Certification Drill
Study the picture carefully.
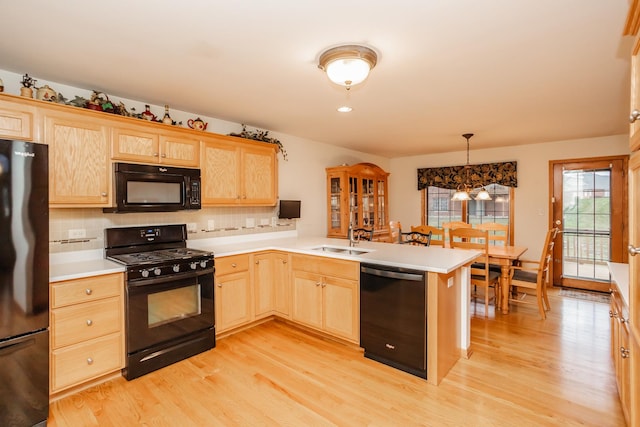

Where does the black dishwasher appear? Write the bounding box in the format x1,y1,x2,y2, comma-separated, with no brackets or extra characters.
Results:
360,263,427,378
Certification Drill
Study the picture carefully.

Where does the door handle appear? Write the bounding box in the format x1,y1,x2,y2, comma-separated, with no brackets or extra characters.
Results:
628,244,640,256
630,109,640,123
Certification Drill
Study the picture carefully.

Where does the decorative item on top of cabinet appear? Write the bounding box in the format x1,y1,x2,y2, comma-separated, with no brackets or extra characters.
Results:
326,162,390,241
20,74,36,98
50,272,124,394
229,124,287,160
188,117,208,131
201,134,277,206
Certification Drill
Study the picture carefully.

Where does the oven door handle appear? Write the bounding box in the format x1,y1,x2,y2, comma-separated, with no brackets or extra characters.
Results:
127,267,215,288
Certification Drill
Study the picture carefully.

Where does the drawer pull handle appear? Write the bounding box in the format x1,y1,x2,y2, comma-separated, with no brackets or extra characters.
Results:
85,288,93,295
385,343,395,350
87,357,94,365
621,347,630,359
86,319,93,326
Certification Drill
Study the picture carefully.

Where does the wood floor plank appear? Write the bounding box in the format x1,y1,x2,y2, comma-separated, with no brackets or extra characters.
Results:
48,288,624,426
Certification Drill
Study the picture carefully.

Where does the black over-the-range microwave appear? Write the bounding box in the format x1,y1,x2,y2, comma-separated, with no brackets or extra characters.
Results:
103,162,201,213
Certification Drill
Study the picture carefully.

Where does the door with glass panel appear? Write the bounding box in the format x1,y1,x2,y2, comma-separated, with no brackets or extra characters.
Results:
551,157,627,292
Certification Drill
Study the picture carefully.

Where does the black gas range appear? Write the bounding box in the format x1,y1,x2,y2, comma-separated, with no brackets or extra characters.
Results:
105,224,216,380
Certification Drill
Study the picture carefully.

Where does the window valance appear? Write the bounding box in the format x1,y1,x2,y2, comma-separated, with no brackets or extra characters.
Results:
417,161,517,190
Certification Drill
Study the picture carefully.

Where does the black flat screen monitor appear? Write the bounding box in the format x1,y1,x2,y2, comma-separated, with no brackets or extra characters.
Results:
278,200,301,219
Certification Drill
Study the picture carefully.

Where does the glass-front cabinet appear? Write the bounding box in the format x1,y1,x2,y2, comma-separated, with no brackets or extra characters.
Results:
326,163,390,240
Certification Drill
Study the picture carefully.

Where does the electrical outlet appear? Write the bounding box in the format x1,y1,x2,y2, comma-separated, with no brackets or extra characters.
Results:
68,228,86,239
187,223,197,233
260,218,269,226
207,219,215,231
245,218,255,228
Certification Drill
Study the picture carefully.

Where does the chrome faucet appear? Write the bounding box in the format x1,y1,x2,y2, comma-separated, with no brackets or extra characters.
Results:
348,223,358,247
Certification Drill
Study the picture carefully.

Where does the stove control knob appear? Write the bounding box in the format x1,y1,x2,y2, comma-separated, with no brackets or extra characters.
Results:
173,264,180,273
200,260,208,268
154,268,161,276
141,270,149,278
190,262,197,270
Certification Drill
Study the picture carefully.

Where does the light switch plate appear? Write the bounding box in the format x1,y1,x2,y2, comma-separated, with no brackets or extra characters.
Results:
68,228,86,239
245,218,255,228
207,219,215,231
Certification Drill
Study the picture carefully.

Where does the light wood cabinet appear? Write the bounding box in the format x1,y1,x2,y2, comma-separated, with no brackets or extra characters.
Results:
326,162,389,241
44,112,111,206
201,134,278,206
624,4,640,424
111,125,199,167
253,251,291,319
50,273,124,394
291,254,359,343
0,97,35,140
215,254,253,333
610,284,632,424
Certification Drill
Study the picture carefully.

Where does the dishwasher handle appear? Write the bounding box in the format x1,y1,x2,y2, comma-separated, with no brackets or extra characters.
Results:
361,265,424,282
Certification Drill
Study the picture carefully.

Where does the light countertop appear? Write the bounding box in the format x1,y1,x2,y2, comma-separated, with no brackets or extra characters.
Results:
607,262,629,308
50,231,481,282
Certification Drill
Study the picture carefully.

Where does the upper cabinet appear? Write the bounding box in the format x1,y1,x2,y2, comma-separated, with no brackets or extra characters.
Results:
44,112,111,206
0,97,35,141
112,125,199,167
201,134,277,206
326,162,389,240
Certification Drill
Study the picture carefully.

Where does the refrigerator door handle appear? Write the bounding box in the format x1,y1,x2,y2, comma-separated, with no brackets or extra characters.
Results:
0,336,36,357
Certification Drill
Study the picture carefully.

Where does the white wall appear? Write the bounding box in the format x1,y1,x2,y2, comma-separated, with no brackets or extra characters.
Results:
389,135,630,258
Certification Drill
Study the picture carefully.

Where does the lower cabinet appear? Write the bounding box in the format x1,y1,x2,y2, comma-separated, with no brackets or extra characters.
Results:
610,284,638,425
50,272,124,394
254,251,291,319
291,254,359,343
215,254,252,333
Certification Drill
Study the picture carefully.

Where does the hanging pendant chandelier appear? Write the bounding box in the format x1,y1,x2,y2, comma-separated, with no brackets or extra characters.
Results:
451,133,492,201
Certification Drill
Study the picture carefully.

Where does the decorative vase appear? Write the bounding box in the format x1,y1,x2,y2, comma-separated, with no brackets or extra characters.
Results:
36,85,57,102
20,87,33,98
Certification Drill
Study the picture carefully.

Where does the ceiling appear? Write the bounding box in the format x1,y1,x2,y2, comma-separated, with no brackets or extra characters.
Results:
0,1,633,158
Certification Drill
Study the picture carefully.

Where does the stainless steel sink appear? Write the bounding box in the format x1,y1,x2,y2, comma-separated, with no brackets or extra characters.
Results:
309,245,372,256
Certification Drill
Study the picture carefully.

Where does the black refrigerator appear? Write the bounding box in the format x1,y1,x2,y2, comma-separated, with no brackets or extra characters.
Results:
0,139,49,426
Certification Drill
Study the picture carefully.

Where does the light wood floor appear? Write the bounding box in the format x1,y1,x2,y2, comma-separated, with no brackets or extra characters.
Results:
49,288,624,426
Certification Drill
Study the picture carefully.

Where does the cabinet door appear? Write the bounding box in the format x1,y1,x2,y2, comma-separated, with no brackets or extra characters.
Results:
323,276,359,342
631,35,640,151
111,126,160,163
0,100,34,140
273,252,291,317
201,139,241,204
241,145,277,204
254,253,275,318
215,270,252,333
160,134,200,167
45,114,110,205
291,270,323,329
630,153,640,333
327,172,348,237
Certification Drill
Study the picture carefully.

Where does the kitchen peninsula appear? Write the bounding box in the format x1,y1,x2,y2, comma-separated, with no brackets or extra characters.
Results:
50,231,479,389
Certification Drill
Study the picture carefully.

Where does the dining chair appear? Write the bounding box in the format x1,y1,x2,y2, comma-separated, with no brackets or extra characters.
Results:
411,225,444,246
475,222,509,246
442,221,471,242
507,227,558,319
399,231,432,246
388,220,402,243
352,227,374,242
449,228,501,316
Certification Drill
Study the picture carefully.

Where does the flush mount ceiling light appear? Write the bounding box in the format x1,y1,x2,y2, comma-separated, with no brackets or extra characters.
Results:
318,44,378,89
451,133,492,202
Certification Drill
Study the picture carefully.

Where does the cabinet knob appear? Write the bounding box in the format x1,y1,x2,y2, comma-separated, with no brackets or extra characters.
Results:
87,357,94,365
256,260,260,265
628,244,640,256
231,263,237,268
101,192,107,197
621,346,630,359
85,288,93,295
161,153,166,158
217,283,222,287
316,282,321,287
86,319,93,326
153,152,159,157
282,260,287,264
630,109,640,123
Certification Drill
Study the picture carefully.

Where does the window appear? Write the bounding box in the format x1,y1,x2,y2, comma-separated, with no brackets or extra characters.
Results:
422,183,514,243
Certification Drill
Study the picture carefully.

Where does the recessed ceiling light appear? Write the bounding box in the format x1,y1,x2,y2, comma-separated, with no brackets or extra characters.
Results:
337,106,353,113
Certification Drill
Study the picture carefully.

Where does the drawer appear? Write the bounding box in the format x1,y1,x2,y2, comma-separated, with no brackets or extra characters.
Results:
51,273,122,308
291,254,359,280
52,297,121,348
216,254,250,276
51,333,123,392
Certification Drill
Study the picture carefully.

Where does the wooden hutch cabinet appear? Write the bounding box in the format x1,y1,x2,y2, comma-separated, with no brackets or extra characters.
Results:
325,162,389,240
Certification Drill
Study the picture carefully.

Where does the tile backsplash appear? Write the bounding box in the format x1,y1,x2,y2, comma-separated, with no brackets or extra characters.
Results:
49,206,296,253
